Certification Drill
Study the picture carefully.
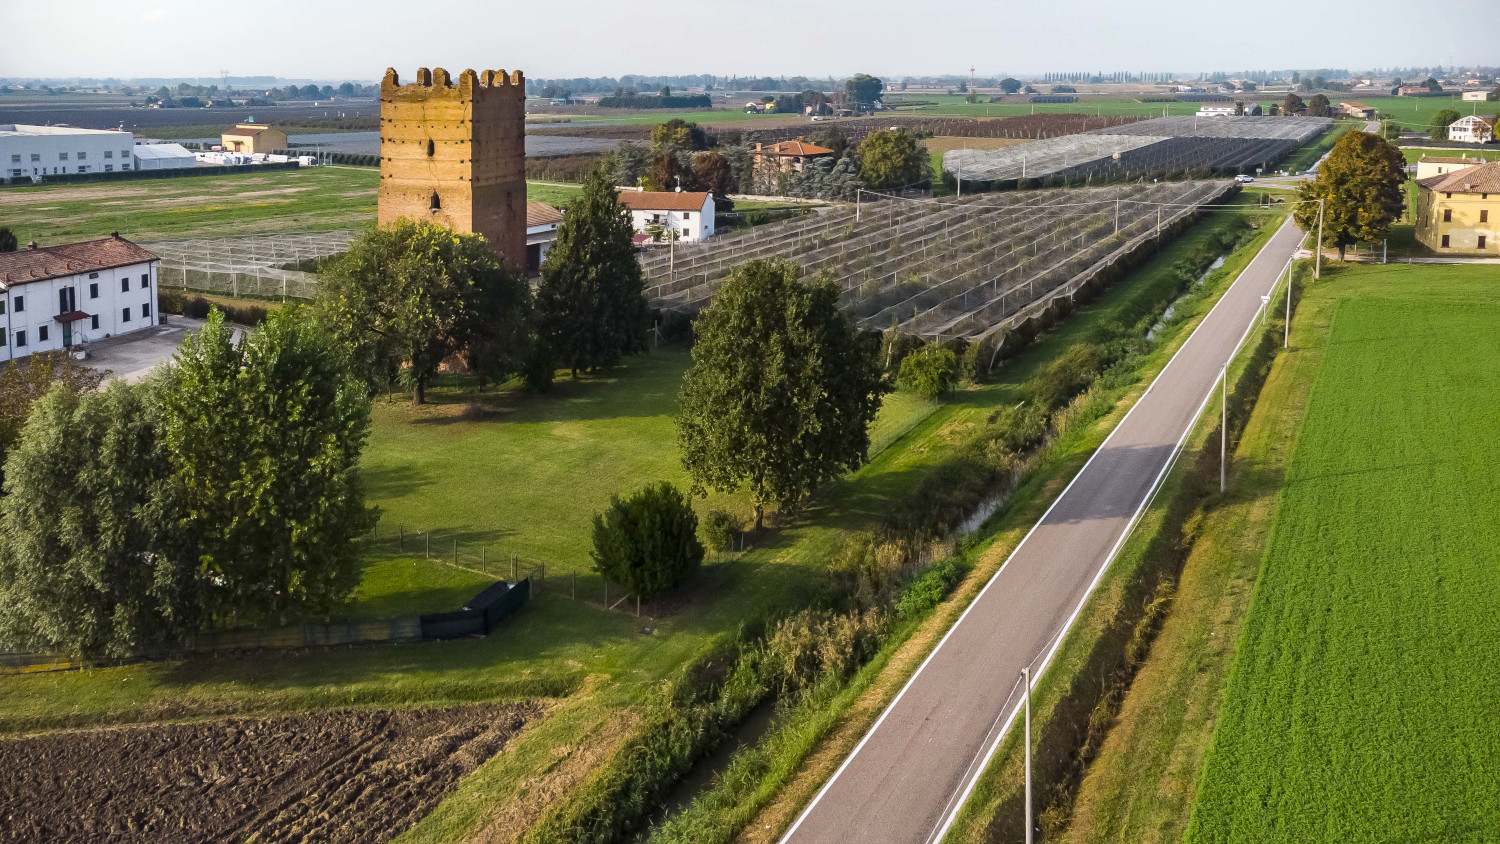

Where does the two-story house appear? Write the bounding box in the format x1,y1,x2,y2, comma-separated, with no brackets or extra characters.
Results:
0,234,161,362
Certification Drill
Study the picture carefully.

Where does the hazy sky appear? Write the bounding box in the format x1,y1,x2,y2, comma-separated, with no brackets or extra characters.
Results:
5,0,1497,81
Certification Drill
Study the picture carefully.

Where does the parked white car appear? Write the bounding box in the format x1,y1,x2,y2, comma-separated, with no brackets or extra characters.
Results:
1234,174,1255,183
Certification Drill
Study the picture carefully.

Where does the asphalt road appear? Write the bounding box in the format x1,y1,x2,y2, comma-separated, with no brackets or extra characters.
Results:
782,215,1307,844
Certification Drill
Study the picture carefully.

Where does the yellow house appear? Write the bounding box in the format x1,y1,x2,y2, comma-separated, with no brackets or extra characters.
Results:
1415,161,1500,255
220,123,288,154
1415,154,1488,181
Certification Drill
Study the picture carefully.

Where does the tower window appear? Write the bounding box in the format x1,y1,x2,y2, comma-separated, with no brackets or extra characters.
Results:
430,192,441,212
427,139,435,157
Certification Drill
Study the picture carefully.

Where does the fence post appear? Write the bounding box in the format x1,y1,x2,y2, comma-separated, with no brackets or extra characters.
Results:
425,532,429,559
512,554,517,582
481,546,486,574
636,594,641,617
453,538,457,565
399,526,404,551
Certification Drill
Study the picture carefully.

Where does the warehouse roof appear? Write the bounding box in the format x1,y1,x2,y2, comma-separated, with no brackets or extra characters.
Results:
0,235,158,289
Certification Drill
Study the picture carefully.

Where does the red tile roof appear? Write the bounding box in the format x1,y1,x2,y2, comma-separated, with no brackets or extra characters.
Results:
754,140,836,157
617,190,713,212
526,201,564,227
1417,161,1500,194
0,235,158,290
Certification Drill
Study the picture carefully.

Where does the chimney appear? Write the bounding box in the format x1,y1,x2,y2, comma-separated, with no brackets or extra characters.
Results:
111,231,121,240
27,241,37,250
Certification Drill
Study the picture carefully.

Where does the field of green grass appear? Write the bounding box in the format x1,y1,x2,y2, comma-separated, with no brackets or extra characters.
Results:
1186,263,1500,842
1358,94,1498,133
0,166,584,244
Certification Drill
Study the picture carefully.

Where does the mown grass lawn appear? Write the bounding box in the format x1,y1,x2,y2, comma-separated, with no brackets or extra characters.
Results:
0,166,582,244
1186,263,1500,842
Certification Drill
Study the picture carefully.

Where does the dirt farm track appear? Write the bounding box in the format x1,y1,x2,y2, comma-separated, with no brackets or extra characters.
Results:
0,703,540,843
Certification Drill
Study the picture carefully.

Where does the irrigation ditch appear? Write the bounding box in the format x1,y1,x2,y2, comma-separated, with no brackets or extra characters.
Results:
502,200,1278,844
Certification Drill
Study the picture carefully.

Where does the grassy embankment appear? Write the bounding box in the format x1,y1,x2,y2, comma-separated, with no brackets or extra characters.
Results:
0,166,583,245
1056,261,1500,843
640,197,1288,844
937,209,1293,844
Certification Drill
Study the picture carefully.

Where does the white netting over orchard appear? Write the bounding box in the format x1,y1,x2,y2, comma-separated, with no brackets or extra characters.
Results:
641,180,1236,341
145,231,355,300
944,116,1335,184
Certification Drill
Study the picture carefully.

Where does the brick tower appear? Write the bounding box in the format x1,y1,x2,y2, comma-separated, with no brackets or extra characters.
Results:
377,66,527,269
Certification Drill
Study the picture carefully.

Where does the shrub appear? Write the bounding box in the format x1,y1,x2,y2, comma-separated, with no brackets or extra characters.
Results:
592,481,704,598
700,508,742,552
898,342,959,399
1031,342,1103,410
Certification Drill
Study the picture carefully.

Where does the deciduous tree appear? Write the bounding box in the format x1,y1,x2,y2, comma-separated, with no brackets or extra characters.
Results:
0,351,103,492
317,219,532,404
535,166,651,378
677,260,884,529
0,382,196,660
1281,93,1305,115
1429,108,1462,141
999,78,1023,94
898,343,959,399
857,129,932,190
1294,131,1407,260
1306,94,1332,117
0,227,16,253
159,309,376,625
844,73,884,108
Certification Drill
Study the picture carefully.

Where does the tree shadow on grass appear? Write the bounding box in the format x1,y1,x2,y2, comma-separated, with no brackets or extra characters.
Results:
402,348,691,429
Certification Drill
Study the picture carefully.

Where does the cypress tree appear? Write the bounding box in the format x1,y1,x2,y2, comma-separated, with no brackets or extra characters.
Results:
535,166,652,379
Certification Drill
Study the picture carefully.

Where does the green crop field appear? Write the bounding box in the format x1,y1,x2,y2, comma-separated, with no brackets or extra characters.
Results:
1187,264,1500,842
1358,94,1497,133
0,167,583,245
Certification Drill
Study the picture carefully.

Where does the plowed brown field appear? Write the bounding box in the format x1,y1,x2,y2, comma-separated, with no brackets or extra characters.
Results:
0,703,540,843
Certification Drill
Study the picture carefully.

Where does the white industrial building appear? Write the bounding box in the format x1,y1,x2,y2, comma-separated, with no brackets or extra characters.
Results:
1196,103,1238,118
0,124,136,183
617,189,716,243
0,235,161,362
132,141,198,170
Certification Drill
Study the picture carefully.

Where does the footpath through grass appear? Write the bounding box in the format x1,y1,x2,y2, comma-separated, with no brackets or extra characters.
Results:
1184,263,1500,842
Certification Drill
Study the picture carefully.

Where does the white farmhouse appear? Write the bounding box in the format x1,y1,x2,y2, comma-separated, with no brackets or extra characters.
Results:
0,124,136,183
1448,115,1496,144
617,190,716,243
0,235,160,362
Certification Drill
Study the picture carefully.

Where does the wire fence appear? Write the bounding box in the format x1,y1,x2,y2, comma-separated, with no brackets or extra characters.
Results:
143,231,355,300
365,521,754,620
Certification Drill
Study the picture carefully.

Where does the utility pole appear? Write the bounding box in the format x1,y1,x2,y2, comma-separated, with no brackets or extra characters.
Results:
1315,198,1325,279
1023,666,1033,844
1284,262,1292,348
1220,364,1228,493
